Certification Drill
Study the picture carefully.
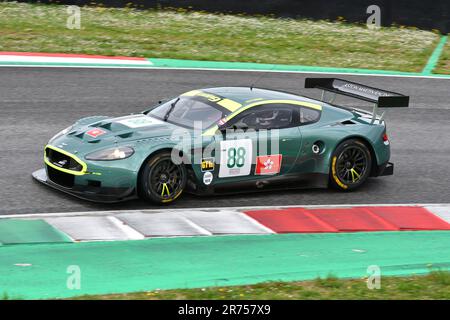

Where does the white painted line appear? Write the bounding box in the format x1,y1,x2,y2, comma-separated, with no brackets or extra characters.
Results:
0,64,449,80
180,210,273,234
425,206,450,224
0,55,152,65
235,212,276,234
106,216,145,240
116,212,212,237
44,216,136,241
181,215,214,236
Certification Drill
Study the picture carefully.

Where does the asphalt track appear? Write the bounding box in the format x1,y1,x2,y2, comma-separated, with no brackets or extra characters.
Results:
0,67,449,215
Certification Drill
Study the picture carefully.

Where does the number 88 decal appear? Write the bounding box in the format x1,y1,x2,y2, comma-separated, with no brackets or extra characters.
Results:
219,139,253,178
227,147,246,168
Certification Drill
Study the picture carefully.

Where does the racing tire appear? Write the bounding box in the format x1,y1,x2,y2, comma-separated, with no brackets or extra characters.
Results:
139,151,187,204
329,139,372,191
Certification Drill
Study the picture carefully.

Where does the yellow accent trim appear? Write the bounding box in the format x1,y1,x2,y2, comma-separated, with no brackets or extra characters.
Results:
182,89,242,111
245,98,264,103
202,99,322,136
182,90,221,102
217,98,242,112
161,183,170,197
331,156,348,190
202,125,219,136
44,145,87,176
181,90,201,97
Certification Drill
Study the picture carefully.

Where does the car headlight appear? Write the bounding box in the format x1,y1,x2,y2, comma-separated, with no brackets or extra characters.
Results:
85,146,135,161
50,125,73,142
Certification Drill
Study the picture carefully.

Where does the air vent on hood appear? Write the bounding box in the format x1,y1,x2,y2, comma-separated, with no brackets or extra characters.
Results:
341,120,356,125
98,122,112,130
116,132,134,139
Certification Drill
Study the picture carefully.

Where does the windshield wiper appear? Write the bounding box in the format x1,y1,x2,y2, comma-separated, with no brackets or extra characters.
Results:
163,98,180,122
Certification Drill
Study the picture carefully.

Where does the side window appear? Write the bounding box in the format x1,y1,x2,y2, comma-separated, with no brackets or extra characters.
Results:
299,107,321,125
231,106,294,130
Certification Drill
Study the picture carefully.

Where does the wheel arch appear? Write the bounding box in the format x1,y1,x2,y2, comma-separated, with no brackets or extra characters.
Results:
136,147,193,197
332,135,378,177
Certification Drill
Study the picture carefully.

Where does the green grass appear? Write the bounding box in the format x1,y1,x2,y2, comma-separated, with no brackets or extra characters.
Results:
0,2,443,72
0,292,22,300
72,271,450,300
435,39,450,74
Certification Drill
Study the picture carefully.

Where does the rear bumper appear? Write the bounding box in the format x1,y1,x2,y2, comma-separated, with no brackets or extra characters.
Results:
32,168,137,203
375,162,394,177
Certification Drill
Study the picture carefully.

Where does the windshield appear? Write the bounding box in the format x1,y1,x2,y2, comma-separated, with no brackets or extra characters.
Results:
149,96,231,129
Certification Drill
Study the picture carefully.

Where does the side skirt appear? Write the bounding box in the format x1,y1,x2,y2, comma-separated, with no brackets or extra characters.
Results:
187,173,329,196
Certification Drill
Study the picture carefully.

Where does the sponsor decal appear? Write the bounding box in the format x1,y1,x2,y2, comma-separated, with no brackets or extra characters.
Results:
340,82,390,97
255,154,282,175
116,116,164,128
203,171,213,185
219,139,253,178
85,128,106,138
201,157,215,172
217,118,227,126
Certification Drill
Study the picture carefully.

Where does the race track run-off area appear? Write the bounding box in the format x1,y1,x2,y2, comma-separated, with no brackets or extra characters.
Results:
0,64,449,299
0,205,450,299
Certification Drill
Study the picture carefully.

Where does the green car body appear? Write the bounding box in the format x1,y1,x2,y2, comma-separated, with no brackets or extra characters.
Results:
32,78,401,204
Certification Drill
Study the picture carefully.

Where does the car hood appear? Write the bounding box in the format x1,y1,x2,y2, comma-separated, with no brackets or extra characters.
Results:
49,114,184,154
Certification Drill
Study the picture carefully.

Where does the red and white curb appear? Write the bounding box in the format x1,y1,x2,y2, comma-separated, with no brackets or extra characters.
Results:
1,204,449,242
1,51,449,80
0,52,153,67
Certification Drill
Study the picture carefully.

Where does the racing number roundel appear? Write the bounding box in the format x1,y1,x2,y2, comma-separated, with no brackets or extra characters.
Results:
219,139,253,178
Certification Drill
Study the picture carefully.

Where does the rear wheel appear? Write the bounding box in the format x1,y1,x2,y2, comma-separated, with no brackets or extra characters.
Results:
329,139,372,191
139,151,186,204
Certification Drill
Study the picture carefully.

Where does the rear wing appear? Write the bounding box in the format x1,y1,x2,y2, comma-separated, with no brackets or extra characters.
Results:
305,78,409,123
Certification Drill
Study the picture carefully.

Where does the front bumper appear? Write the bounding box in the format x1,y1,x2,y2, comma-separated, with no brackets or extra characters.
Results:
32,168,137,203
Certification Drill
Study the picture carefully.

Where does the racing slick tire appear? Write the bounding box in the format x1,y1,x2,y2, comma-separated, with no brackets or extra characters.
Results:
329,139,372,191
139,151,187,204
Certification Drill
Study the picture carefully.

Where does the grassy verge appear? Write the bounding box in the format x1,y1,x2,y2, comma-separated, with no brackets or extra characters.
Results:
0,2,442,72
435,39,450,74
72,271,450,300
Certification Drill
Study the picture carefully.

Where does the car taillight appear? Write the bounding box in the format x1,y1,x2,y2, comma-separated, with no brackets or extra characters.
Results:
381,132,389,146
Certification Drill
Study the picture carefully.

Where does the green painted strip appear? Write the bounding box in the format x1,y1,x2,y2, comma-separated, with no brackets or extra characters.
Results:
147,57,450,78
0,219,71,245
0,231,449,299
423,35,448,75
148,58,423,76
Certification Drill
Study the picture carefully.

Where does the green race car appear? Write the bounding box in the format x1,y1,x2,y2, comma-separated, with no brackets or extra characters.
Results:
32,78,408,204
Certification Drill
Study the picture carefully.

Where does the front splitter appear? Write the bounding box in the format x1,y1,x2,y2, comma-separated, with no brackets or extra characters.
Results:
32,168,137,203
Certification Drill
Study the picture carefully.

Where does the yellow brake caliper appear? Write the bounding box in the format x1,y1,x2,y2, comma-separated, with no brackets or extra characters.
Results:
161,183,170,197
350,168,360,182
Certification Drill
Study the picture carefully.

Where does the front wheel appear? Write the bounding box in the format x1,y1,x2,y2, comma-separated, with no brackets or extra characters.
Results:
139,151,187,204
329,139,372,191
